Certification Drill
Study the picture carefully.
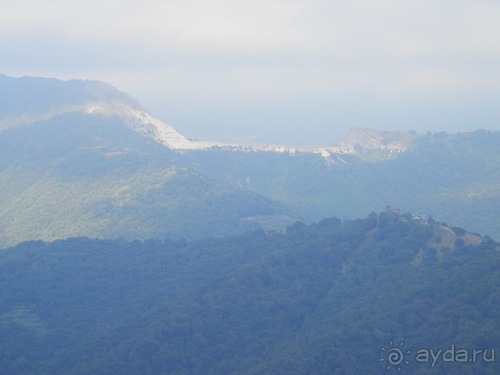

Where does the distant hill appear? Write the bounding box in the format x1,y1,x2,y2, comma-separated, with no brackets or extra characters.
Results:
0,213,498,374
0,74,202,149
0,75,295,246
0,75,499,245
180,129,500,240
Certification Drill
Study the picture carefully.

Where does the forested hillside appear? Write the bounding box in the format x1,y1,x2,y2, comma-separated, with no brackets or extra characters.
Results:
0,75,294,247
1,75,498,246
1,213,498,374
182,129,500,240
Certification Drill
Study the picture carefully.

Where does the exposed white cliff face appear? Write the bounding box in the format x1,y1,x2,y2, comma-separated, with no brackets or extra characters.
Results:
0,75,420,157
325,128,415,154
83,105,417,157
84,102,207,150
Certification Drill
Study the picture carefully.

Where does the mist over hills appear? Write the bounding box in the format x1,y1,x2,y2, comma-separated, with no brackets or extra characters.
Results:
0,75,296,246
0,74,499,246
0,75,137,116
0,214,498,374
0,75,499,374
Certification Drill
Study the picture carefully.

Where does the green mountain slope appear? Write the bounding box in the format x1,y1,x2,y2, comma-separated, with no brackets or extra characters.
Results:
0,76,295,246
0,214,498,374
1,75,498,246
182,129,500,240
0,74,139,131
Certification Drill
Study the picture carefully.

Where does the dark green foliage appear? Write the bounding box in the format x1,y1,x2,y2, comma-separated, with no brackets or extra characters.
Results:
0,215,498,374
0,76,299,247
1,74,499,245
1,96,499,245
176,130,500,240
0,112,294,246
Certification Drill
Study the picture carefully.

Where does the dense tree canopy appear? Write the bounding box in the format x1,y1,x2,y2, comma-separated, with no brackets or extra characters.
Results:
0,214,498,374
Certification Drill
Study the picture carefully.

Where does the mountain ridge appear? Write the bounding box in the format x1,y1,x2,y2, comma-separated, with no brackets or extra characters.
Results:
0,74,425,155
1,74,498,246
0,74,204,151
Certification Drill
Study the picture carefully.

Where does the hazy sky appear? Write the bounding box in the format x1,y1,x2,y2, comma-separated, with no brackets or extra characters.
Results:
1,0,500,144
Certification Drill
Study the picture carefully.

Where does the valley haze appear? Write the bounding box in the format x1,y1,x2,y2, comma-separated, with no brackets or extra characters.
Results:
0,74,498,375
0,74,498,246
2,1,500,144
1,1,499,372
